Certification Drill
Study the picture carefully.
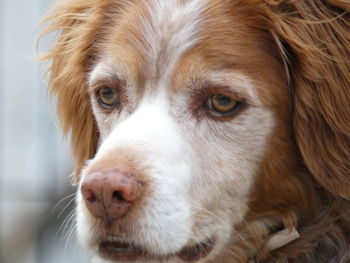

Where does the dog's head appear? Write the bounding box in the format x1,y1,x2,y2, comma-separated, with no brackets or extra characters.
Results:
43,0,350,262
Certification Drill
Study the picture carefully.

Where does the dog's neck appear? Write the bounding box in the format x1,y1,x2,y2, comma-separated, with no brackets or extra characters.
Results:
217,199,350,263
262,199,350,263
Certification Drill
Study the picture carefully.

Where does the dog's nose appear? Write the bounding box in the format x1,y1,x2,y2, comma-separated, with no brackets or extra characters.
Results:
81,169,142,221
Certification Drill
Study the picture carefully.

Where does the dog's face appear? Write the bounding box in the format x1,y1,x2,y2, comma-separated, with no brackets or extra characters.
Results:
75,1,287,261
43,0,350,262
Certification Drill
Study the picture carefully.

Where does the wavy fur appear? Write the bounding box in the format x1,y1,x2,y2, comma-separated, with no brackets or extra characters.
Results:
265,0,350,198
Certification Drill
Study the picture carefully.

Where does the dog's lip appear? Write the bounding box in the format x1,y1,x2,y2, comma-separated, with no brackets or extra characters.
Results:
99,241,146,261
99,237,215,262
177,237,215,262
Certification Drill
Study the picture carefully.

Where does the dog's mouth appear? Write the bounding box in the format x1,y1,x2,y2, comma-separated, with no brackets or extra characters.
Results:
99,237,215,262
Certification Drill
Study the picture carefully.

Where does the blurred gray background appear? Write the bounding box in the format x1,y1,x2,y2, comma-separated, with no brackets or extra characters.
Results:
0,0,91,262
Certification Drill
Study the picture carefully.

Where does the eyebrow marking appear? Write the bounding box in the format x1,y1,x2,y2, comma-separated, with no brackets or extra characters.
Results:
88,61,116,86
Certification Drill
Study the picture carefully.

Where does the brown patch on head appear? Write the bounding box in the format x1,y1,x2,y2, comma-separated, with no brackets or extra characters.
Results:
171,0,290,103
173,0,318,219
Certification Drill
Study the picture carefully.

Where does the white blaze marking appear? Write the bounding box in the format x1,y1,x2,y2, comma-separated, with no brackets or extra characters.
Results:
141,0,207,81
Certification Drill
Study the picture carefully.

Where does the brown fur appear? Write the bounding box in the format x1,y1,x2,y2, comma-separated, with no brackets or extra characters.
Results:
266,0,350,199
41,0,350,261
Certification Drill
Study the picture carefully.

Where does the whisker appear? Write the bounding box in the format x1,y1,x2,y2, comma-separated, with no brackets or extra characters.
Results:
63,211,77,244
57,194,76,219
58,207,77,239
63,221,78,260
52,193,76,215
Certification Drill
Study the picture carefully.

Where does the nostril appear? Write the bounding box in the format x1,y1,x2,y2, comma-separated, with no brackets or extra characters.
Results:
83,188,97,203
112,191,125,202
81,169,143,221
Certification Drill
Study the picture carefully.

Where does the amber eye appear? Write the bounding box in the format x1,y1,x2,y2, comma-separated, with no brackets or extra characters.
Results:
207,94,239,114
96,86,119,108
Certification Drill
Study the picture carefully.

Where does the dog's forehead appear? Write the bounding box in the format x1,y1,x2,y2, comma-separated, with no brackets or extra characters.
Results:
95,0,236,77
93,0,209,84
89,0,286,108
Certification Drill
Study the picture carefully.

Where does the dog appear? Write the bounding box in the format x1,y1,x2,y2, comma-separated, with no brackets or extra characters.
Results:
41,0,350,262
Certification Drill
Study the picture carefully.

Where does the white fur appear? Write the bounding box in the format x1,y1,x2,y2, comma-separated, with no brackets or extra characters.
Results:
77,0,275,262
140,0,207,82
88,60,115,87
86,90,193,254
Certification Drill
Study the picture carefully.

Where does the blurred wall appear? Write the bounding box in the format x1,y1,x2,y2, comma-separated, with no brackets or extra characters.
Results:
0,0,91,262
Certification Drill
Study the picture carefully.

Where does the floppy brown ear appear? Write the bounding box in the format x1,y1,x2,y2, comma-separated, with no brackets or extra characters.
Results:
266,0,350,198
41,0,103,182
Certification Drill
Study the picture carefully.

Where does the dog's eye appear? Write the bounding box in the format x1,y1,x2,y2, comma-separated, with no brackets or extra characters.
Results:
207,94,240,114
96,86,119,108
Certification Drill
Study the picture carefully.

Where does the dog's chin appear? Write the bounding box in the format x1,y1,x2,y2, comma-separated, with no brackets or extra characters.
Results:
97,237,216,262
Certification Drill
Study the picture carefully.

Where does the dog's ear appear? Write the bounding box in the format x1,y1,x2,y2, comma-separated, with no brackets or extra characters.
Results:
41,0,103,182
266,0,350,198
